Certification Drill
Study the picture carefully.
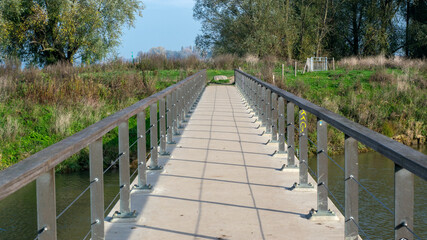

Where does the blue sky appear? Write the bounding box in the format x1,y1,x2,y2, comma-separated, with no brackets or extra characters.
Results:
117,0,201,59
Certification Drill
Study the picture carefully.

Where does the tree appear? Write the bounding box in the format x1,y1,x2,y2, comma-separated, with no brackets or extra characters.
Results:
194,0,426,59
0,0,144,65
405,0,427,57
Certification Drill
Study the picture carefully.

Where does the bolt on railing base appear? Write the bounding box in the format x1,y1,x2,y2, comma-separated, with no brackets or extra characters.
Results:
292,182,315,191
308,209,339,221
133,184,153,193
278,163,299,171
159,151,171,156
110,210,138,222
148,165,164,171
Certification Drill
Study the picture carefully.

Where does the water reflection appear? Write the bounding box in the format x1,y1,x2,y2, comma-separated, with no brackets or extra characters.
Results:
0,169,122,240
308,145,427,239
0,147,425,239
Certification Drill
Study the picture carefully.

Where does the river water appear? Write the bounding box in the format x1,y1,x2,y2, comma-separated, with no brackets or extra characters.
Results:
0,147,426,239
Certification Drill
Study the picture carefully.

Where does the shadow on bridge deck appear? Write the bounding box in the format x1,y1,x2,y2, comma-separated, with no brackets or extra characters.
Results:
104,85,344,240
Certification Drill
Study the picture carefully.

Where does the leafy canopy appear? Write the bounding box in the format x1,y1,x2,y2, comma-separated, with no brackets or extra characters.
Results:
0,0,144,65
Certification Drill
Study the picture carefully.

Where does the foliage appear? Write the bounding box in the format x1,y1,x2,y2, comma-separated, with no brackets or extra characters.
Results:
0,0,144,65
244,57,426,153
194,0,427,59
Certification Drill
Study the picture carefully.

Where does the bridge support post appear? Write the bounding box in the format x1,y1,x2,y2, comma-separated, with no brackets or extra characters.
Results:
149,102,162,171
278,97,286,155
36,168,57,240
134,111,152,192
255,82,260,117
178,88,185,129
286,102,297,168
89,137,104,239
261,87,266,126
271,93,278,142
309,120,337,219
345,135,358,239
159,98,169,155
173,90,180,135
293,108,313,189
257,84,262,118
249,79,255,108
266,89,272,134
184,84,190,119
394,164,414,240
166,93,175,144
112,120,137,219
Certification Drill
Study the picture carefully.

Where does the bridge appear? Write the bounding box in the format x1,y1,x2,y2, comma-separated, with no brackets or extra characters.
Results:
0,70,426,240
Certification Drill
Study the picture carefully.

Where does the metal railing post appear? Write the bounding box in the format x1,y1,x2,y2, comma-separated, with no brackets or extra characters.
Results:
159,98,169,155
271,93,278,142
294,108,312,189
311,119,335,218
181,87,186,125
37,169,57,240
394,164,414,240
167,93,175,144
287,102,295,166
266,89,272,133
261,87,266,126
278,97,286,153
113,121,136,219
173,90,179,135
345,135,359,239
317,119,328,211
135,111,152,191
89,138,104,239
257,84,262,118
179,88,185,129
149,102,162,170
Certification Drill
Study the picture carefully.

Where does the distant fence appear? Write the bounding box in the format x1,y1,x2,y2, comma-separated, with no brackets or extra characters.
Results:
235,69,426,240
306,57,328,72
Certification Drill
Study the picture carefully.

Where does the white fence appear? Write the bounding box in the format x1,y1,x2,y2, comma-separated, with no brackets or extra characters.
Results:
306,57,328,72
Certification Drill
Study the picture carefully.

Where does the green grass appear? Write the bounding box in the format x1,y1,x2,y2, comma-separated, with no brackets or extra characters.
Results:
1,63,425,171
246,65,426,154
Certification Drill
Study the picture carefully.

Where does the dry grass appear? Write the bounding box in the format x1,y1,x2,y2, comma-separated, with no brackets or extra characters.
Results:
244,54,259,66
339,55,427,72
210,54,241,70
0,116,22,141
54,109,72,136
368,69,395,85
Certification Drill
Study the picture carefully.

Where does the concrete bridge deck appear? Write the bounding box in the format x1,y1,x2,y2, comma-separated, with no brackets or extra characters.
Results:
104,85,345,239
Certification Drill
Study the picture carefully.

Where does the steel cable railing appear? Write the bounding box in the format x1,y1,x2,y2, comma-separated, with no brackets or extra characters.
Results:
237,69,427,239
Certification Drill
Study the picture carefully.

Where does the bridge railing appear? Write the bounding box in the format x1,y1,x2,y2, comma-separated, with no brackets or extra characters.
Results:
235,69,427,240
0,70,207,240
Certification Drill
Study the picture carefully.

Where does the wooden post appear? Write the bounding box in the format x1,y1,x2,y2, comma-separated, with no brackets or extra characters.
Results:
282,64,284,81
294,61,297,77
333,57,335,71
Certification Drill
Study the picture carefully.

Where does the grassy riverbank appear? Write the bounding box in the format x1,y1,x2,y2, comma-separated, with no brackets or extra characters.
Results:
0,59,232,171
245,56,427,154
0,55,425,171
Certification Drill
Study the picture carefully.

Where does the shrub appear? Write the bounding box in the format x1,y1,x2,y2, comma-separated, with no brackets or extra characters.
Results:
368,69,395,85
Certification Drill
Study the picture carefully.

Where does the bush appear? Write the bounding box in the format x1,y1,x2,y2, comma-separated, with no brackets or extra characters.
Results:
368,69,395,85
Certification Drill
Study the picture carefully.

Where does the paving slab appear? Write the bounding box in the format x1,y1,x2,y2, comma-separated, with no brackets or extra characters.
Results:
104,85,345,240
